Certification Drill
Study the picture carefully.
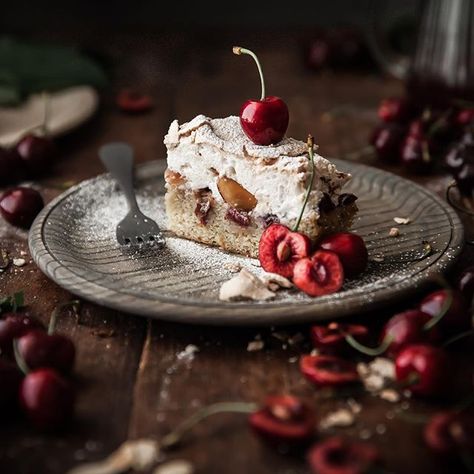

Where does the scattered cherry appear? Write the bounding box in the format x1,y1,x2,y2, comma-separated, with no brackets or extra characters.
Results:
370,123,405,163
17,329,75,374
395,344,449,397
380,310,440,357
424,411,474,456
15,134,56,176
456,266,474,306
0,147,25,185
307,436,380,474
293,250,344,297
419,289,471,336
300,354,359,387
116,89,153,114
249,395,315,446
455,109,474,127
319,232,368,278
233,46,289,145
310,322,368,354
258,224,310,278
378,97,415,123
0,359,23,411
0,313,44,357
0,187,44,228
19,368,74,429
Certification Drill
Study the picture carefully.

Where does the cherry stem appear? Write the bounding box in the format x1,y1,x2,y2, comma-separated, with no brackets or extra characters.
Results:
443,328,474,347
233,47,266,101
293,135,315,232
13,339,30,375
48,300,80,335
344,333,393,357
161,402,257,450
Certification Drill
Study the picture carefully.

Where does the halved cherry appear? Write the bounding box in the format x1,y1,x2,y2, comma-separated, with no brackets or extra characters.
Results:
258,224,310,278
380,310,440,357
293,251,344,297
300,355,359,387
116,89,153,114
419,289,471,336
307,436,380,474
424,411,474,456
319,233,368,278
249,395,315,446
310,322,369,354
395,344,449,397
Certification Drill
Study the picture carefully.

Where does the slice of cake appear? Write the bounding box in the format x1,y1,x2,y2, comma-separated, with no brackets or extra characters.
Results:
164,114,357,258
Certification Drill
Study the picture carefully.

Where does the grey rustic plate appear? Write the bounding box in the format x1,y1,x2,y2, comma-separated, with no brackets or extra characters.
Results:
29,159,463,326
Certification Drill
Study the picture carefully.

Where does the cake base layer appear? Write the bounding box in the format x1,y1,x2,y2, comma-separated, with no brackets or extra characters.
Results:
165,186,358,258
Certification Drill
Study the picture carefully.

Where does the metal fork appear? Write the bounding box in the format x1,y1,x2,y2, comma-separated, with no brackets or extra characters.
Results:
99,142,165,248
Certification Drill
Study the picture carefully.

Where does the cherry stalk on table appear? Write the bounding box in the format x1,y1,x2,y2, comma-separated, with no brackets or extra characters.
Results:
233,46,289,145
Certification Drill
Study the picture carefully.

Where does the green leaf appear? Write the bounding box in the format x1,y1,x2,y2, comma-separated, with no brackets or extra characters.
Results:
0,36,108,106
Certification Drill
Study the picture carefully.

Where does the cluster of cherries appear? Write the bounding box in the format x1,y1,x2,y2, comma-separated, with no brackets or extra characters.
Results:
259,226,367,297
245,273,473,473
370,96,474,180
0,303,77,430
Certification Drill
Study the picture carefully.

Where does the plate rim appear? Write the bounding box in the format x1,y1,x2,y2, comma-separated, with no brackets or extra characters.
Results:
29,160,464,326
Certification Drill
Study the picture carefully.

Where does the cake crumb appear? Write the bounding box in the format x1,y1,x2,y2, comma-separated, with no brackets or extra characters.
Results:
219,269,275,301
389,227,400,237
379,389,400,403
394,217,411,225
247,340,264,352
320,409,355,429
13,258,26,267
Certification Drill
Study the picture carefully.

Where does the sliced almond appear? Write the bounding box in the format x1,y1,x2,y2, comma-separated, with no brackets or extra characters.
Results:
165,169,185,186
217,177,257,211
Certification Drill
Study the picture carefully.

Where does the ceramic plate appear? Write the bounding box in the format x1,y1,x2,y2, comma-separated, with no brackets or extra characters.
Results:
29,159,463,326
0,86,98,147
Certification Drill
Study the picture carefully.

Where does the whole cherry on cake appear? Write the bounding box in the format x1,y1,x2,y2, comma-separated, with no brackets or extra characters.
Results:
233,46,289,145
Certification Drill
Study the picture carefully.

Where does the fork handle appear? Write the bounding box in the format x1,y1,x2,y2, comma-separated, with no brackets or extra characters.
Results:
99,142,139,212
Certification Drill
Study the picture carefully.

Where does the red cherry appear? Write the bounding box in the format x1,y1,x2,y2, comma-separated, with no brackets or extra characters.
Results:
240,96,289,146
456,266,474,306
17,330,75,374
424,411,474,456
19,368,74,429
15,134,56,176
293,251,344,297
303,36,330,71
300,354,359,387
0,313,45,357
234,47,289,145
116,89,153,114
307,436,380,474
319,232,368,278
0,359,23,412
380,310,440,357
378,97,415,123
310,322,369,354
258,224,310,278
370,123,405,163
0,147,25,185
456,109,474,127
249,395,315,446
395,344,449,397
0,186,44,228
419,289,471,336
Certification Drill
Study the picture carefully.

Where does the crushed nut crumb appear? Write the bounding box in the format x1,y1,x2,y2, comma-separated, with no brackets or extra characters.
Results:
13,258,26,267
247,340,264,352
389,227,400,237
394,217,411,225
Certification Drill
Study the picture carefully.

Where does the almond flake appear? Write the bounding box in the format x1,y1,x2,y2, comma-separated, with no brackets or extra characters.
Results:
389,227,400,237
247,340,264,352
223,262,242,273
259,272,293,290
393,217,411,225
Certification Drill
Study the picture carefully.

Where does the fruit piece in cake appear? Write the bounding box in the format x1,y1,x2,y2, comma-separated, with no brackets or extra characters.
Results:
164,115,357,257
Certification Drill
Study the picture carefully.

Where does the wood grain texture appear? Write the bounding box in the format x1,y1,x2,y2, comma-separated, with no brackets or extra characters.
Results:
0,30,473,474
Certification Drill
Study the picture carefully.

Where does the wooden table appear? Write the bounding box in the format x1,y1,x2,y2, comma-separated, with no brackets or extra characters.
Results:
1,31,473,474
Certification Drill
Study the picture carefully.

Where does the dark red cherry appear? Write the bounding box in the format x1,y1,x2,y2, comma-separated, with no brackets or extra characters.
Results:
17,330,75,374
319,232,368,278
249,395,315,446
380,310,440,357
400,135,433,174
395,344,449,397
424,411,474,456
378,97,415,123
419,289,471,336
15,134,56,176
370,123,405,163
0,359,23,412
303,34,330,71
19,368,74,430
0,147,25,185
307,436,380,474
0,187,44,228
0,313,45,357
456,266,474,306
300,354,359,387
310,322,369,354
456,109,474,127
